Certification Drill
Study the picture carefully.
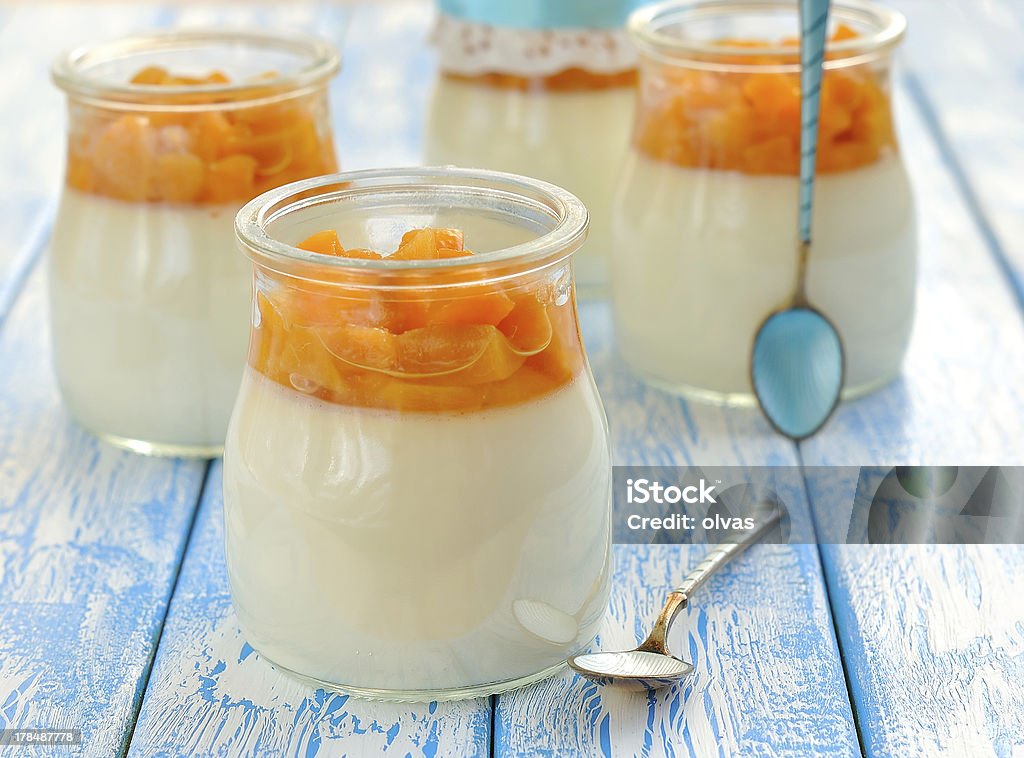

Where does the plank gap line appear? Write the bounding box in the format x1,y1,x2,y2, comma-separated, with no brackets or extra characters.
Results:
488,694,497,758
121,458,213,757
795,445,868,758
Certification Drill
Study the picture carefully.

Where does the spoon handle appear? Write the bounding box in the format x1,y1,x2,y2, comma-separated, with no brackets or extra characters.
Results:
673,507,782,601
636,506,782,655
798,0,830,245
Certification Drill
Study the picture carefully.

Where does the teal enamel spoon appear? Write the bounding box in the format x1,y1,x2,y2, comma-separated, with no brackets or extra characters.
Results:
751,0,844,440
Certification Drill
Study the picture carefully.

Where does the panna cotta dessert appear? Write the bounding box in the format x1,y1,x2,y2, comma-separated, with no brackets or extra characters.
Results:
425,4,640,296
613,1,916,401
224,170,613,699
49,31,340,455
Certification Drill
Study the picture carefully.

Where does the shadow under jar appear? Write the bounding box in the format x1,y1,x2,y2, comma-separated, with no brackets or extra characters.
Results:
225,168,613,701
425,0,642,298
612,0,916,404
49,30,340,456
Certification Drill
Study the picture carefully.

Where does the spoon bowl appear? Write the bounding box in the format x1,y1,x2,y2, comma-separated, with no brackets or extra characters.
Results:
569,650,693,690
752,304,844,439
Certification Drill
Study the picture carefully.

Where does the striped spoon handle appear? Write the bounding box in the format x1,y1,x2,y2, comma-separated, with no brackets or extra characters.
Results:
798,0,831,245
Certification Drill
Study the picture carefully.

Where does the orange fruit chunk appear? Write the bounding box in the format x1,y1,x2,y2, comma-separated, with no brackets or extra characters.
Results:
319,323,497,377
432,288,515,327
393,228,471,260
634,26,896,175
91,116,152,201
299,230,346,257
832,23,860,42
130,66,231,86
131,66,170,85
401,227,464,252
249,228,586,412
447,68,636,92
154,153,205,203
498,295,554,355
204,155,257,203
66,66,336,205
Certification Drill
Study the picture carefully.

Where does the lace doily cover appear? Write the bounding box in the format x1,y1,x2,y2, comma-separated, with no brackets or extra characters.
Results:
433,0,641,77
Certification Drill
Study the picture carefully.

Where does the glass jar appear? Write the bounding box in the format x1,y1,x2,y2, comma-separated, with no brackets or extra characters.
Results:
49,30,340,456
424,0,642,297
225,168,613,700
612,0,916,403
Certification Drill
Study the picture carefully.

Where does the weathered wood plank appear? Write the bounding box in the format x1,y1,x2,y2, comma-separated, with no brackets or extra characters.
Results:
819,543,1024,758
494,306,859,757
128,461,492,758
801,76,1024,755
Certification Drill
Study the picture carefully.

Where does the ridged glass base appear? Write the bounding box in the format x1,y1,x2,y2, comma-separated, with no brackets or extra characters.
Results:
259,653,571,703
94,429,222,459
630,367,900,408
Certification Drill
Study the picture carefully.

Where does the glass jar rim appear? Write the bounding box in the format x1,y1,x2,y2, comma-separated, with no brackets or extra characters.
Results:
628,0,907,70
235,167,590,285
51,28,340,110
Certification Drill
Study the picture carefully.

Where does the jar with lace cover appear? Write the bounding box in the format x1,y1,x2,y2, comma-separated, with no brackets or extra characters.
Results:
425,0,642,297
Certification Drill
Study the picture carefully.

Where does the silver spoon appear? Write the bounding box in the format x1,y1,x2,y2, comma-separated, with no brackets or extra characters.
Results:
568,504,782,690
751,0,844,441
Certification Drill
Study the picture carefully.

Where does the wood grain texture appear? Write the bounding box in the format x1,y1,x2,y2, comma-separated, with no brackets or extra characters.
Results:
891,0,1024,307
495,307,859,757
0,269,207,757
821,544,1024,758
128,461,492,758
800,50,1024,757
496,543,858,758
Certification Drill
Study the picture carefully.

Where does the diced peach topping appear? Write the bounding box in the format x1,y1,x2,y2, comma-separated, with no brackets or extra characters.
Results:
66,66,337,204
250,228,582,412
446,67,636,91
634,25,896,174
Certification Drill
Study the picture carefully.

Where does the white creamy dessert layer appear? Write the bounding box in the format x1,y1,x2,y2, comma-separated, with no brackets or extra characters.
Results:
612,152,917,399
48,189,251,452
425,77,634,295
223,368,613,693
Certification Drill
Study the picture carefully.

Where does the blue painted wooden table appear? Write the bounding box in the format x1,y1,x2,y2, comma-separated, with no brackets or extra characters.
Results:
1,2,1022,756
